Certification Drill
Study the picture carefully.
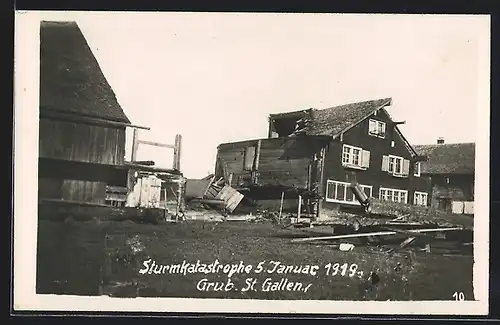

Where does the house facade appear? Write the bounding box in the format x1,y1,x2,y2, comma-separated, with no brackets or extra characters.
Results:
38,21,131,205
214,98,431,219
317,101,431,217
413,140,475,214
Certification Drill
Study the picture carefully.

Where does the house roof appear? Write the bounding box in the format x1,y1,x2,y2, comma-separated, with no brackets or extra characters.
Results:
270,98,392,137
307,97,393,137
413,142,475,175
40,21,130,124
269,98,425,158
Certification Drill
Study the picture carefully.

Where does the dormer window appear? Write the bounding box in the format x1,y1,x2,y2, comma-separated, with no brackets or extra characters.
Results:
368,119,386,138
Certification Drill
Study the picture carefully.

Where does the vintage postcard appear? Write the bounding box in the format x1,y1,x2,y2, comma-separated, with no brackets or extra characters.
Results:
13,11,490,315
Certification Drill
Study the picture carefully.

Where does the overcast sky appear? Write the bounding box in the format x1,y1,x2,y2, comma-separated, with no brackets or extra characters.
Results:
37,12,489,179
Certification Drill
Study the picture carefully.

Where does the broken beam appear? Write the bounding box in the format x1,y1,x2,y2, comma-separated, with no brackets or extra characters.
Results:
386,236,417,254
137,140,175,149
189,198,225,205
380,226,434,238
291,227,463,243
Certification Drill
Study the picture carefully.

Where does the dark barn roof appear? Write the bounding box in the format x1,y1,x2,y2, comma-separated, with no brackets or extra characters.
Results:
40,21,130,124
413,142,476,175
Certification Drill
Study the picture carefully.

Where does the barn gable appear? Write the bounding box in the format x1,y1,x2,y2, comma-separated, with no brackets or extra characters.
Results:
39,21,130,124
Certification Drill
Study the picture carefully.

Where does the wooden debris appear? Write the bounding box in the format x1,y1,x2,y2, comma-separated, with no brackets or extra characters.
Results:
215,185,244,213
199,174,245,214
189,198,225,206
291,227,464,243
386,236,417,254
380,226,434,238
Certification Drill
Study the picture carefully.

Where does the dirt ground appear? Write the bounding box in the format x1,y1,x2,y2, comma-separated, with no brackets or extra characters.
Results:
36,219,474,301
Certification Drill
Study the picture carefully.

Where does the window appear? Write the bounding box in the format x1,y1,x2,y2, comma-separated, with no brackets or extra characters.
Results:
382,154,410,177
414,191,428,206
368,119,386,138
389,155,403,174
342,144,370,169
379,187,408,204
414,162,421,177
326,180,373,205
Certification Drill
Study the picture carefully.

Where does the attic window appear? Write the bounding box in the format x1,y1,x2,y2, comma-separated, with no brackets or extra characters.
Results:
368,119,386,138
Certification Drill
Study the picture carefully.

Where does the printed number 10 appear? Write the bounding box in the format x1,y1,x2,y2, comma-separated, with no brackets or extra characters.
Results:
453,292,465,301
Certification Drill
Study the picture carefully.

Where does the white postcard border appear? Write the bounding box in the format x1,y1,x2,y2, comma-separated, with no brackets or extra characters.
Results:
13,11,491,315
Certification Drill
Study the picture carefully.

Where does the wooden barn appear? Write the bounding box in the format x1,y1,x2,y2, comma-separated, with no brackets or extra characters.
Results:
214,98,432,220
413,139,475,214
38,21,133,206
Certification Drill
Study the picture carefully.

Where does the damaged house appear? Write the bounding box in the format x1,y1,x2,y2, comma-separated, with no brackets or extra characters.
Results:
413,140,475,215
213,98,432,220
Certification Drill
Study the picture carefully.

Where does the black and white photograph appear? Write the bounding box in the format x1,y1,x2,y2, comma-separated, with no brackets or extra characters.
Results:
13,11,490,315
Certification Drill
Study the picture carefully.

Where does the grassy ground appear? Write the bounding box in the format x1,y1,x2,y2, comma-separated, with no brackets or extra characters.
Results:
36,219,474,301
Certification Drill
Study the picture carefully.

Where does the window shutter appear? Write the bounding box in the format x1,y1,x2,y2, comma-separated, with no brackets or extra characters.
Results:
381,155,389,171
243,146,256,171
361,150,370,168
402,159,410,175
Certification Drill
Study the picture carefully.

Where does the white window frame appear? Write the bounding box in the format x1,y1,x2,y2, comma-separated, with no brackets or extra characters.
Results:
342,144,366,169
325,180,373,205
413,191,428,206
368,119,386,138
379,187,408,204
342,144,362,167
388,155,404,174
414,162,421,177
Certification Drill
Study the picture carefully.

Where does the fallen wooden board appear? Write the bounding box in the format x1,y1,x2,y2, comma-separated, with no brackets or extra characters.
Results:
380,226,435,238
291,227,464,243
386,236,417,253
189,198,225,205
215,185,244,213
399,236,417,248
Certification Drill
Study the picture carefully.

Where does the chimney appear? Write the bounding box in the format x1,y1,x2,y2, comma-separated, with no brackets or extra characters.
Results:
437,137,445,145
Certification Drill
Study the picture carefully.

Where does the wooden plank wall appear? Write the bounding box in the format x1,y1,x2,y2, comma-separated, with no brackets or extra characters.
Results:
38,178,107,204
39,118,126,165
216,137,322,189
38,157,128,185
39,178,63,199
61,180,107,204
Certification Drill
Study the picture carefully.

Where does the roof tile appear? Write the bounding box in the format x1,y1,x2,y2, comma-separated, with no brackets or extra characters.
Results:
413,143,475,174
